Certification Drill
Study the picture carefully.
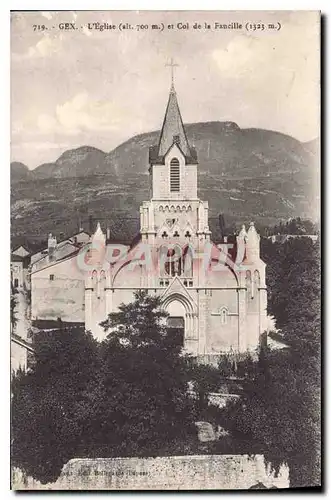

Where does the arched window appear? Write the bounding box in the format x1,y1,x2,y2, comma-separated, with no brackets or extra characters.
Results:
164,245,182,277
183,245,193,277
170,158,180,192
220,307,228,325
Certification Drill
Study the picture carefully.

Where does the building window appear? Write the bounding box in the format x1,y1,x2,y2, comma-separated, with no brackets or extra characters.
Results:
170,158,180,192
165,246,182,277
183,245,193,277
220,307,228,325
49,274,54,281
14,278,19,288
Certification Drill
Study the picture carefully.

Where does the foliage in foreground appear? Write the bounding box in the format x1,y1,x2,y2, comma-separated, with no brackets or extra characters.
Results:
12,292,197,484
219,238,321,488
12,237,321,488
11,327,101,483
219,345,320,488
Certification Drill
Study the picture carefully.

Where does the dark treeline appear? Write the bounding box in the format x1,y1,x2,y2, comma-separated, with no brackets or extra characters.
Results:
222,237,321,487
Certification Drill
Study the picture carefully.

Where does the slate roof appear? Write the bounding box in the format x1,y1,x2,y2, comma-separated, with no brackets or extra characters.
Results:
31,247,81,274
158,84,190,156
12,245,31,257
149,84,198,165
11,240,42,255
11,253,29,263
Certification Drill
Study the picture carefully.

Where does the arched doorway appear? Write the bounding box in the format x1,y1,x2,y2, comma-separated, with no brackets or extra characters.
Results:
166,300,185,347
162,293,197,354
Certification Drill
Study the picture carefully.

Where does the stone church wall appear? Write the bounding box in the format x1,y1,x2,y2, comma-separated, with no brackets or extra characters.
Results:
205,289,239,352
31,257,85,323
111,289,137,312
112,262,142,289
111,262,145,313
245,312,260,351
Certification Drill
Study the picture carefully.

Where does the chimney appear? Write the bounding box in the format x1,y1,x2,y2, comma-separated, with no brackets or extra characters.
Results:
48,233,57,260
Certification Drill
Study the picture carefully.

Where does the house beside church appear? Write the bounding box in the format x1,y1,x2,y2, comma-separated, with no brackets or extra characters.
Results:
11,247,32,373
30,82,268,356
11,246,31,290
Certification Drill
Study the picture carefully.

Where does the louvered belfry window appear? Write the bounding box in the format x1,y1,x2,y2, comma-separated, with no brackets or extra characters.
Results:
170,158,180,192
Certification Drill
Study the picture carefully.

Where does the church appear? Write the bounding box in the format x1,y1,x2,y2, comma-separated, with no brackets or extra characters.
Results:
30,80,268,356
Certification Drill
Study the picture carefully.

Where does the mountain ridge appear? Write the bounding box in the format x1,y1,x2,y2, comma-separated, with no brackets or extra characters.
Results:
11,121,320,244
11,122,319,181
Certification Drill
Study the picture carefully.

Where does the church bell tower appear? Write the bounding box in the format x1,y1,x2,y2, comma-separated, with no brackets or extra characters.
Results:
139,62,211,299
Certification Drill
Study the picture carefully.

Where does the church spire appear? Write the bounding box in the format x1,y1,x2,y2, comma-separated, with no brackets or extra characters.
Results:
157,59,191,157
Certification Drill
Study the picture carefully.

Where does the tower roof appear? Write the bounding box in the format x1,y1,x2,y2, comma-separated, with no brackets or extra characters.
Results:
157,84,191,157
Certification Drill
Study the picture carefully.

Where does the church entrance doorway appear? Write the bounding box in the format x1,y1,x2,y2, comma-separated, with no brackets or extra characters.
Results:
165,300,185,348
167,316,185,347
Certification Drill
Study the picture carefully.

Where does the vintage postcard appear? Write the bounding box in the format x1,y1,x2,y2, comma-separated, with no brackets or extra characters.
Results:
10,10,321,490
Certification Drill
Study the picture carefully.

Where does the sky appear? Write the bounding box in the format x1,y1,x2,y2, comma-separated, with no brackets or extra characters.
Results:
11,10,320,169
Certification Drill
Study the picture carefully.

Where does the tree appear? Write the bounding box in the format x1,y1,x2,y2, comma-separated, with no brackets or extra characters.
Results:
270,218,318,236
189,363,220,413
236,354,257,380
223,237,321,488
262,237,320,355
11,327,101,484
218,354,234,378
223,346,320,488
95,291,196,457
11,293,201,483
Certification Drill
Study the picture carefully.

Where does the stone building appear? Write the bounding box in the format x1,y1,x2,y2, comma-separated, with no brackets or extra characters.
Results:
30,83,268,355
11,246,31,290
11,246,33,372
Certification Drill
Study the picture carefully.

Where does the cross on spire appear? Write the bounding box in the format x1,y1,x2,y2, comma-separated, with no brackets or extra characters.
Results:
157,57,190,157
165,57,179,90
